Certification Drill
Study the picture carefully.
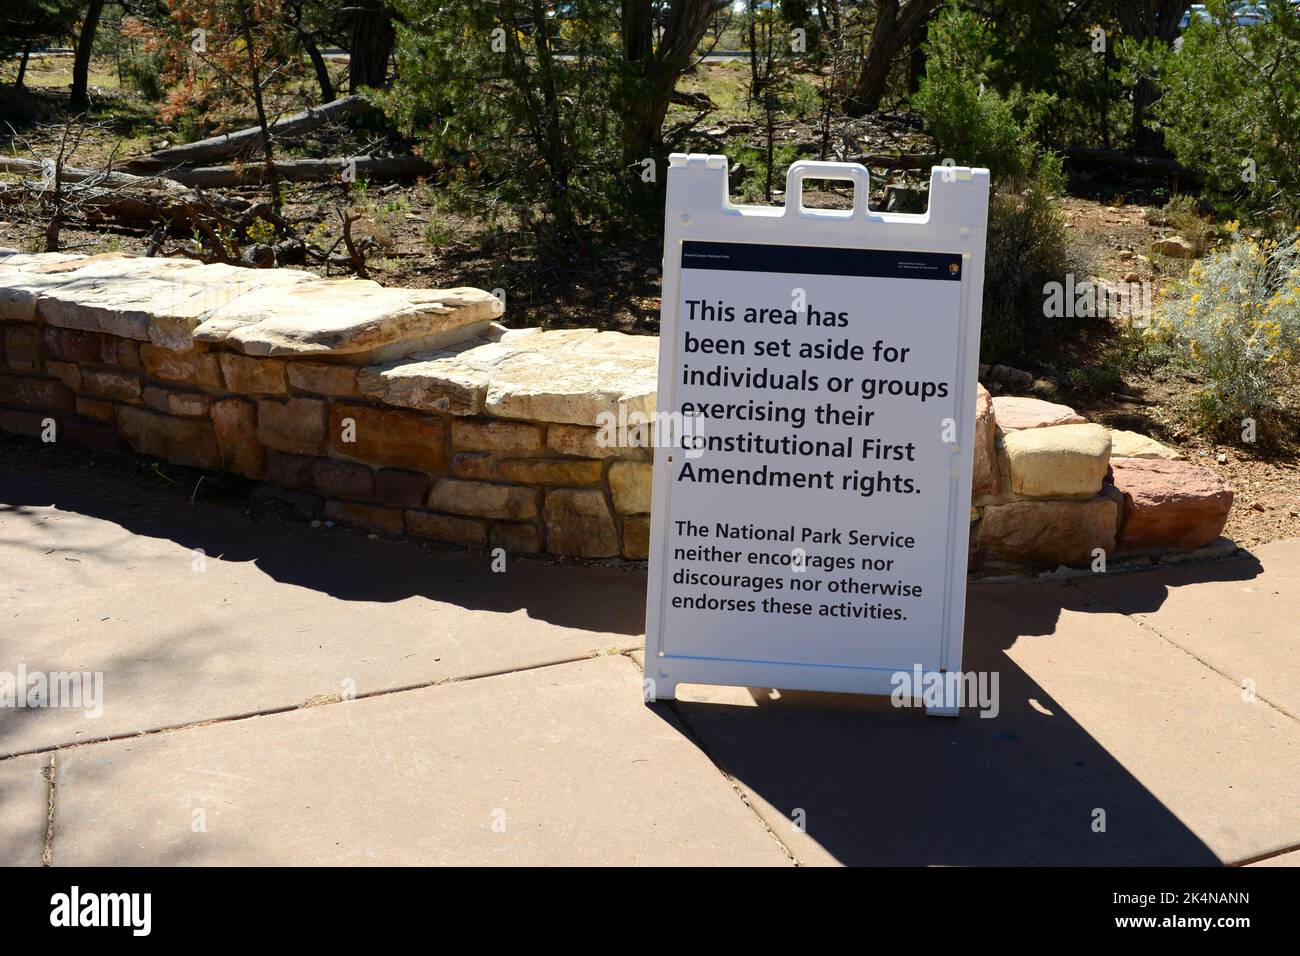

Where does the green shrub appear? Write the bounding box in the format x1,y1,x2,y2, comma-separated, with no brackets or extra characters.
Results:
1150,230,1300,436
981,168,1089,363
910,1,1053,183
913,2,1078,365
1153,1,1300,220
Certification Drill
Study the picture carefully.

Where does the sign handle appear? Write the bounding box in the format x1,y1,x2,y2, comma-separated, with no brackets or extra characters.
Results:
783,160,871,219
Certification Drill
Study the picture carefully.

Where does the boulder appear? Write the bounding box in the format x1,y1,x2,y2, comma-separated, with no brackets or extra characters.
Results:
1108,429,1181,460
116,405,221,470
609,461,653,514
972,383,998,498
1110,457,1233,551
544,488,620,558
991,396,1087,432
1152,236,1195,258
1003,423,1111,499
978,497,1118,565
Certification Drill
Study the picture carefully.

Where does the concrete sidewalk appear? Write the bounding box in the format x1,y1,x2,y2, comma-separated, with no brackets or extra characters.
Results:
1,465,1298,866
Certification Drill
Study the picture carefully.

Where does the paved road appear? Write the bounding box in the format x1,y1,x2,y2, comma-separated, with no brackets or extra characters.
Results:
2,457,1298,865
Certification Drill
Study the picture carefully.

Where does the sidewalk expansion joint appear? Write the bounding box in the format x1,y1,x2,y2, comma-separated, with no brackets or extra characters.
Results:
1067,578,1300,725
0,649,638,763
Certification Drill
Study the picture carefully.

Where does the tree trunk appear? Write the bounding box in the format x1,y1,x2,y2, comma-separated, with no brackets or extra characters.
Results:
236,0,283,214
16,44,31,89
843,0,938,117
1114,1,1192,152
302,34,335,103
348,0,395,92
69,0,106,112
618,0,724,164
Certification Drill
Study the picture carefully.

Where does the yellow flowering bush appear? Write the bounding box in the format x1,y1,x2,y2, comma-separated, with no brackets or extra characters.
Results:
1150,230,1300,434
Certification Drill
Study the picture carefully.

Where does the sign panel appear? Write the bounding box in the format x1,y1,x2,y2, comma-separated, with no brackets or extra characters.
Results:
644,156,990,713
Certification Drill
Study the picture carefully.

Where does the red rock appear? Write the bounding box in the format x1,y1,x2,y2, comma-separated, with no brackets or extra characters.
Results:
220,354,287,394
374,468,430,508
76,397,115,422
991,396,1087,432
116,405,221,470
211,397,266,478
140,344,224,389
0,373,75,412
329,402,448,473
81,367,142,403
977,497,1118,565
313,460,375,499
1110,457,1233,551
972,383,998,498
3,326,42,371
257,397,328,456
42,328,103,364
266,451,317,490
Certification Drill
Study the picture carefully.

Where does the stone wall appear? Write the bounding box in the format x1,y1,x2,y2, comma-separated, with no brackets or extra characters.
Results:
1,250,1233,568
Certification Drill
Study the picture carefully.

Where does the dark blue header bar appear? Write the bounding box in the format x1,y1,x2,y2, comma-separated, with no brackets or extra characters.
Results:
681,240,962,281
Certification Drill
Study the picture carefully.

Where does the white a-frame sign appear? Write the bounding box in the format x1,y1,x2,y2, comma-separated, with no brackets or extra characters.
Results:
643,155,990,715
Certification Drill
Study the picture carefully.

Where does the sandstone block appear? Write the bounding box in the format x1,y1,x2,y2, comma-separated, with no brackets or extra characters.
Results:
42,328,102,364
314,460,375,500
1152,236,1195,258
1108,429,1181,461
544,488,620,558
140,345,224,389
405,510,488,548
329,403,447,473
258,397,328,456
547,422,648,459
287,361,360,397
991,396,1087,432
978,497,1118,565
75,397,115,422
622,514,651,560
1004,423,1110,499
266,451,316,490
497,458,603,485
100,337,141,370
972,383,998,499
374,469,431,508
490,522,541,555
144,386,210,418
427,478,539,520
81,367,142,403
47,361,82,392
324,500,404,536
3,326,42,371
450,452,495,480
116,405,221,470
211,397,265,478
220,353,287,394
1110,458,1233,551
0,373,75,411
451,418,542,453
609,461,652,514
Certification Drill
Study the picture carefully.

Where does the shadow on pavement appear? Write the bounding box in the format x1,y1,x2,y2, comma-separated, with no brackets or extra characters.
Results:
0,457,646,637
657,561,1265,866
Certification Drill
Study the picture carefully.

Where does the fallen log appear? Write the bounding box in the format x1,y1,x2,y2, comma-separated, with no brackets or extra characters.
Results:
0,182,244,230
0,156,189,194
1063,147,1197,182
121,95,374,174
162,155,435,188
